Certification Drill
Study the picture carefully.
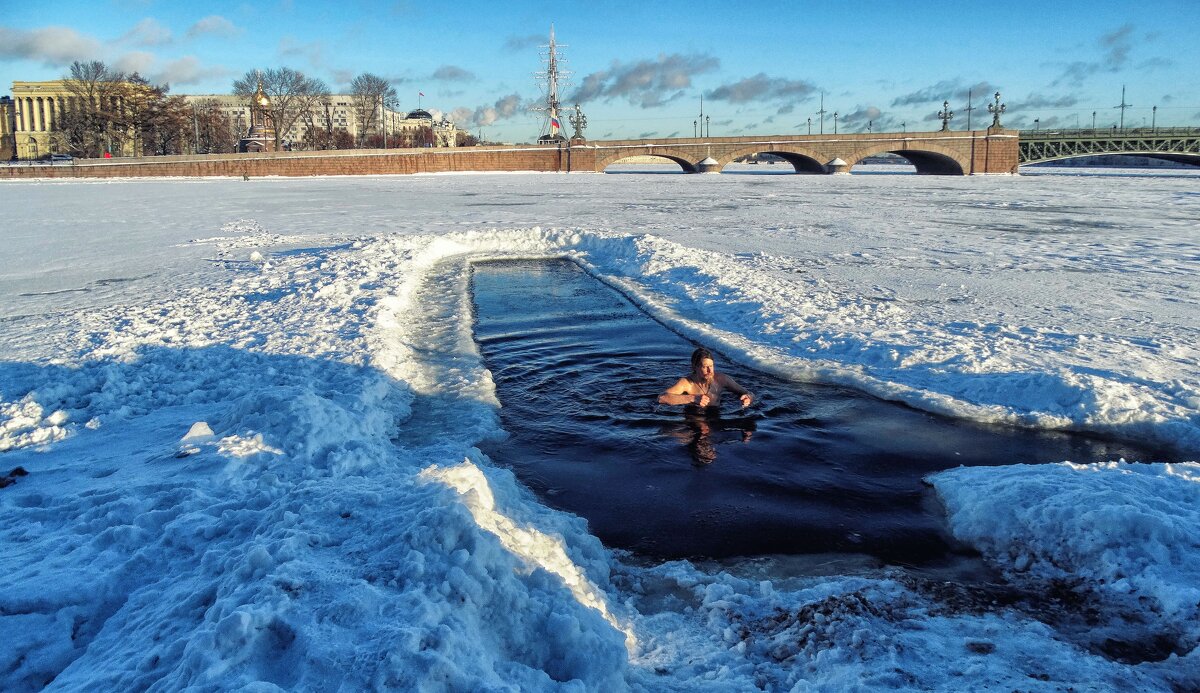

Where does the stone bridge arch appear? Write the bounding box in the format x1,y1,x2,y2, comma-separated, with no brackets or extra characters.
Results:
597,150,697,173
715,145,826,173
845,140,969,175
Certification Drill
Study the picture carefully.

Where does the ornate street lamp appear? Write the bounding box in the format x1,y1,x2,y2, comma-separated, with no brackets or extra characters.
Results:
938,100,954,131
833,112,838,134
987,92,1006,128
807,117,811,135
568,103,587,140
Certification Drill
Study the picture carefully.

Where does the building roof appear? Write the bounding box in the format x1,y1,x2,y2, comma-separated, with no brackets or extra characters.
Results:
406,109,433,121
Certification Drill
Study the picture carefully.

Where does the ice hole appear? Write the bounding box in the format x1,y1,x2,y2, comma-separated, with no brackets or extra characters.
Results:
470,259,1168,565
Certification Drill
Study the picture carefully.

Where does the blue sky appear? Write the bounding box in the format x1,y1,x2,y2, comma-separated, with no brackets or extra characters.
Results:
3,0,1198,142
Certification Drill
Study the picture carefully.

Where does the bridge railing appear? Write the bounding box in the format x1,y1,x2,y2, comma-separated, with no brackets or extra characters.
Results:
1018,126,1200,140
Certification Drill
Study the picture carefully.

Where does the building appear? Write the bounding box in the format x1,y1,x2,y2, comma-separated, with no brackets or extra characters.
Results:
179,95,459,150
10,79,154,158
11,81,62,159
1,96,14,160
400,108,459,147
7,79,461,159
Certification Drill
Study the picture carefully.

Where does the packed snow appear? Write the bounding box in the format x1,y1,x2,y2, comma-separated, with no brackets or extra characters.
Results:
1,166,1198,691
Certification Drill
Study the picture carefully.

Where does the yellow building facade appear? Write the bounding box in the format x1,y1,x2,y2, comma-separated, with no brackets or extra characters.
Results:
11,80,143,159
12,81,69,159
1,96,15,160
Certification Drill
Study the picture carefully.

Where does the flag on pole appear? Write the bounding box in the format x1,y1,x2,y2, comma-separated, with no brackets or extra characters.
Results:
419,92,424,97
550,116,561,131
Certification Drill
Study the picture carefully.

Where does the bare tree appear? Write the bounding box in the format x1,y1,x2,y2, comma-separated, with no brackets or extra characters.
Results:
142,95,192,155
59,60,128,157
191,100,236,153
294,97,337,150
349,73,397,147
233,67,330,150
114,73,170,155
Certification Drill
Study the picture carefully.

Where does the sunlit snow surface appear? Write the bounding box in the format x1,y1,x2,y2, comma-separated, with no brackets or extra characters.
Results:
1,166,1198,691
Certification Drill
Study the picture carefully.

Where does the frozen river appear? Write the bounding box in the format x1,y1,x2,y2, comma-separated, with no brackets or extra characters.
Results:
1,167,1198,690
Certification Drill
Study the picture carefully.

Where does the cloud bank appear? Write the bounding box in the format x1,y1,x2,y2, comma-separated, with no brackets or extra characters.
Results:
449,92,526,128
706,73,816,104
892,80,997,107
570,53,719,108
0,26,103,66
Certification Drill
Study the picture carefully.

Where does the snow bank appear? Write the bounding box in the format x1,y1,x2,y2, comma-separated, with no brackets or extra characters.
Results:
3,172,1199,690
931,461,1200,660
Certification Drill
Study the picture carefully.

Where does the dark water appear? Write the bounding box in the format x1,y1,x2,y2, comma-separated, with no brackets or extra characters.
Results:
471,260,1168,564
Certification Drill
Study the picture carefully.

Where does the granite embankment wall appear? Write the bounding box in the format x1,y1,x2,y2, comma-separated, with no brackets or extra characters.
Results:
0,131,1021,178
0,145,583,179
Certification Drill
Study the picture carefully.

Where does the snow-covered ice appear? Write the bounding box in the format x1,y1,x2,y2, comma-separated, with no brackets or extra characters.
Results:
1,167,1198,690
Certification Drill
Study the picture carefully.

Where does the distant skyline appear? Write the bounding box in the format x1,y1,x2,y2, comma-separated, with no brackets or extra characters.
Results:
3,0,1199,142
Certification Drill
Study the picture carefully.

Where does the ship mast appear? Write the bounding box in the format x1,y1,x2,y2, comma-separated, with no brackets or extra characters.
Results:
533,25,571,142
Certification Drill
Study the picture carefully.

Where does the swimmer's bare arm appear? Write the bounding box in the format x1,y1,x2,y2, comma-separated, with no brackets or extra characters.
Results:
658,378,711,407
718,373,754,408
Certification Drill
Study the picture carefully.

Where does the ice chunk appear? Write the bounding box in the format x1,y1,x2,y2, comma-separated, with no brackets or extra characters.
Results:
181,421,215,443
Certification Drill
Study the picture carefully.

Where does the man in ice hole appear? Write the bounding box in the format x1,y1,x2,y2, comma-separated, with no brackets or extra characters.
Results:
659,347,754,410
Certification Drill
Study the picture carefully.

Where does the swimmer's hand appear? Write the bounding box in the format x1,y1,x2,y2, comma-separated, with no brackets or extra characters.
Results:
739,393,753,409
697,394,712,407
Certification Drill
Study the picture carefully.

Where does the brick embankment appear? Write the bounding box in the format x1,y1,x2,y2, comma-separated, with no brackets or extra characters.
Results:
0,145,574,180
0,132,1021,178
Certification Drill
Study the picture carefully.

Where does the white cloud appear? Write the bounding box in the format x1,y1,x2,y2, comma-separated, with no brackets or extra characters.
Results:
113,51,157,76
0,26,103,66
151,56,230,87
187,15,240,39
120,18,172,46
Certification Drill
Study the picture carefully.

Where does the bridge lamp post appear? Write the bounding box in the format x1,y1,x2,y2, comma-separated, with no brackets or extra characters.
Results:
706,115,709,137
867,119,872,133
693,120,697,138
1152,106,1157,133
987,92,1005,128
1034,118,1039,132
807,117,811,135
1092,111,1096,133
902,121,906,133
938,100,954,131
833,112,838,134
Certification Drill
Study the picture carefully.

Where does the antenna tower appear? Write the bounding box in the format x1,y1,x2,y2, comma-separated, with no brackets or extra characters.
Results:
532,25,572,143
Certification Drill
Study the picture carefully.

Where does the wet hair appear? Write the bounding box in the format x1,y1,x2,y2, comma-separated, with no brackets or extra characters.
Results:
690,347,714,372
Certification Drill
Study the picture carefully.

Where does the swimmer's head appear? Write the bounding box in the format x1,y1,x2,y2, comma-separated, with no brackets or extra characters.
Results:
691,347,715,381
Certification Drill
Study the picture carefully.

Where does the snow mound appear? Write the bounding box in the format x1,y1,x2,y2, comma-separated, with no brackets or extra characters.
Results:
932,461,1200,659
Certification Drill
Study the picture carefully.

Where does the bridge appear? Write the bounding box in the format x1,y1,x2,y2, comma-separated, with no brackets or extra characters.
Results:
3,126,1199,180
570,129,1019,175
1019,127,1200,166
